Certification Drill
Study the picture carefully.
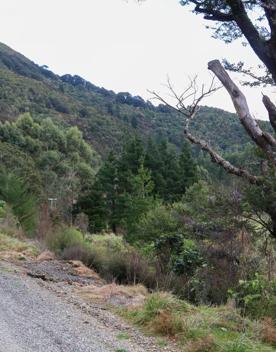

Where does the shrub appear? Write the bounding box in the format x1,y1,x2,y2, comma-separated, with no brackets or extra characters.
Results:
85,234,128,282
229,274,276,320
86,234,156,285
0,202,21,237
133,204,181,244
47,226,84,256
61,244,90,262
172,239,205,276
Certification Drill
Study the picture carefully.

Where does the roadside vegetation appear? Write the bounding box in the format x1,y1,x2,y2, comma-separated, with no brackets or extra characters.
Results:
0,126,275,351
119,292,276,351
1,3,276,350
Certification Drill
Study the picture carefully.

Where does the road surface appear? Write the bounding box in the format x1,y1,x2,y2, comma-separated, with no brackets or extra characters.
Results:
0,264,156,352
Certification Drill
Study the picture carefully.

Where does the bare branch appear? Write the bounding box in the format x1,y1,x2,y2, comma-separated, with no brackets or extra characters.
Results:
208,59,276,166
150,74,261,185
263,94,276,133
150,75,220,122
185,129,261,185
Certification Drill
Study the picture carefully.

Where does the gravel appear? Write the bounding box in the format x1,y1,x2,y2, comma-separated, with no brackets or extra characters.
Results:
0,262,176,352
24,259,102,285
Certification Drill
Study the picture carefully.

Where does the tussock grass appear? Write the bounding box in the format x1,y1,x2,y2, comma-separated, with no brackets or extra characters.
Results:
119,292,276,352
0,232,38,257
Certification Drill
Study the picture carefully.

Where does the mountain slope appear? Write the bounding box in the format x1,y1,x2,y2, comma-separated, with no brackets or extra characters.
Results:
0,42,269,156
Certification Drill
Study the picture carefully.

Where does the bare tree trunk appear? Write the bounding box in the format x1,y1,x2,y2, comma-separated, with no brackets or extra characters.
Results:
208,60,276,166
263,95,276,133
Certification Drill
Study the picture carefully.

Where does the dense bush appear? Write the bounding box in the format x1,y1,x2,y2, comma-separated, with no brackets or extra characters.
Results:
230,274,276,320
0,171,38,236
47,226,85,256
172,239,205,276
85,234,156,285
0,114,100,200
133,204,182,244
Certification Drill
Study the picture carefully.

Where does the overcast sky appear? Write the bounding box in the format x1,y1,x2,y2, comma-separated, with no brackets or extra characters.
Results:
0,0,274,118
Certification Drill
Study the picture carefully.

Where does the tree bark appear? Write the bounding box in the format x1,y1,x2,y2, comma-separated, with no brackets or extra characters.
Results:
208,60,276,166
184,129,261,185
263,94,276,133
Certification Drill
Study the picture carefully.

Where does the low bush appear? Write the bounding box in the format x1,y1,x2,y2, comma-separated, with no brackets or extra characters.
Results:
132,204,182,244
85,234,156,285
47,226,85,256
62,244,90,262
229,274,276,320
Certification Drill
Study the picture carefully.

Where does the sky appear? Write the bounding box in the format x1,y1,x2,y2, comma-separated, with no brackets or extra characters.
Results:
0,0,274,119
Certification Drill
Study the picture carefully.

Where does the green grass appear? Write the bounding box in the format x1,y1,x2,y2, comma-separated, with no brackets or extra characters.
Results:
118,292,276,352
116,333,130,340
0,232,39,256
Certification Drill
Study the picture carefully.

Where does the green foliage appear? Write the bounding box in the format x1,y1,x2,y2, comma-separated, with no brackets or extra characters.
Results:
133,203,181,244
0,113,100,221
47,226,84,255
229,274,276,320
0,42,267,161
0,170,37,235
73,234,156,286
120,292,275,351
77,136,198,234
172,239,206,276
244,176,276,237
77,152,128,233
86,234,130,282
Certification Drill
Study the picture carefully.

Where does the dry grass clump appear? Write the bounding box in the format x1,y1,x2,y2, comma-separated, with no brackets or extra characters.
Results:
0,232,39,259
68,260,103,280
79,282,148,307
149,310,184,336
261,318,276,346
185,335,215,352
120,292,193,338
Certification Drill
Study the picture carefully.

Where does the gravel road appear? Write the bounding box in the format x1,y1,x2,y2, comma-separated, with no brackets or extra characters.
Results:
0,263,160,352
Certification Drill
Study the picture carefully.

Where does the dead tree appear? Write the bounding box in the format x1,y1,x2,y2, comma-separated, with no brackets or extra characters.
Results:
151,60,276,237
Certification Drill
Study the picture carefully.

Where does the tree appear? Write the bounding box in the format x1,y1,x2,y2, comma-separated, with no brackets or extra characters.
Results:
147,1,276,237
124,161,155,237
179,0,276,84
178,142,198,194
77,152,128,233
0,170,38,235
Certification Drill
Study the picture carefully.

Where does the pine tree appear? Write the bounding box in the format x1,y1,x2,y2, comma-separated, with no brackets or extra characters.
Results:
125,160,155,237
178,142,198,195
78,153,127,233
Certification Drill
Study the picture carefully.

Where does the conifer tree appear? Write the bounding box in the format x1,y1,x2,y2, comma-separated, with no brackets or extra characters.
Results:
178,142,198,195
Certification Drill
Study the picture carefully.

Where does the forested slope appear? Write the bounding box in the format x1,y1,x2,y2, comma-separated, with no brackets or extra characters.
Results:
0,42,268,156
